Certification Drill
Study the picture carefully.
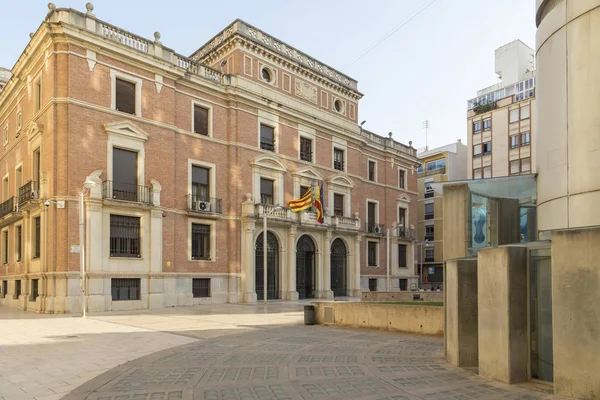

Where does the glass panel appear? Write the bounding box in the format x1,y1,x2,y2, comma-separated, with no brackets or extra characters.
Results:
193,105,209,135
115,78,136,114
510,135,519,148
530,249,553,382
260,178,274,205
260,124,275,151
113,148,137,187
192,166,209,201
471,194,488,249
398,244,407,268
483,119,491,130
334,194,344,216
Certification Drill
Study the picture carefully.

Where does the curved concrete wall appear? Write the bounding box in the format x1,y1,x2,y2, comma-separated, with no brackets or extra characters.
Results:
536,1,600,231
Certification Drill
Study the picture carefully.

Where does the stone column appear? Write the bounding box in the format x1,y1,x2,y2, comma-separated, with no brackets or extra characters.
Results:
287,226,298,300
477,246,528,384
350,235,362,297
321,230,333,299
241,220,257,303
148,209,164,309
445,258,478,367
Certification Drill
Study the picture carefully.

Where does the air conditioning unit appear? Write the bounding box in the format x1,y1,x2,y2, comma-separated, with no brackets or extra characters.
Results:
373,225,382,234
196,200,211,212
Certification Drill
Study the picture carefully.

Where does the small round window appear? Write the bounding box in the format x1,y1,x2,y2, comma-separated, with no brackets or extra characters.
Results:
261,67,272,83
334,99,343,113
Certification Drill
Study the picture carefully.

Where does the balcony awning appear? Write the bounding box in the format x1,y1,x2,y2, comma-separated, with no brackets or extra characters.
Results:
430,174,536,202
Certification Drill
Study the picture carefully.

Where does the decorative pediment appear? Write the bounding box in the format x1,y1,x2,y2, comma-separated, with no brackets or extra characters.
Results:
250,155,287,173
327,174,355,189
292,166,323,180
104,121,150,142
27,121,43,142
397,194,411,203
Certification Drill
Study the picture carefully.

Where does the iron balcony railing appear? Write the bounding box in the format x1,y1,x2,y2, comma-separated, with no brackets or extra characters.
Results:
19,181,39,206
334,160,345,171
365,222,385,235
397,227,416,240
0,197,15,218
424,190,434,199
300,150,313,162
102,181,153,204
424,213,434,220
187,195,222,214
425,234,435,241
425,257,435,263
260,141,275,151
418,167,446,178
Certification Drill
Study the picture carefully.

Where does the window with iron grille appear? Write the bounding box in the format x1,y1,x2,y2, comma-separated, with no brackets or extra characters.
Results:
110,215,140,258
334,194,344,217
191,224,211,260
111,278,140,301
192,278,210,298
333,148,344,171
15,279,21,298
398,244,407,268
399,170,405,189
115,78,136,114
260,124,275,151
368,242,377,266
193,105,209,136
31,279,39,300
300,137,312,162
425,225,434,241
2,230,7,264
369,278,377,292
260,178,274,205
399,279,408,291
368,161,376,182
33,216,40,259
16,225,22,262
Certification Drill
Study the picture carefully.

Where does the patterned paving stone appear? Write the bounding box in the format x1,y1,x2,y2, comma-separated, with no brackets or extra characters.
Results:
89,390,187,400
201,366,284,383
154,352,223,364
198,384,295,400
391,372,475,388
219,353,291,365
294,355,360,364
102,368,204,391
374,364,448,374
368,355,444,364
296,377,398,399
292,365,367,379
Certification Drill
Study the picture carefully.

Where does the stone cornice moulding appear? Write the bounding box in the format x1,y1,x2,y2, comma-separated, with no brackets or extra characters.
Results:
292,166,324,181
250,154,287,173
327,174,355,189
104,120,150,142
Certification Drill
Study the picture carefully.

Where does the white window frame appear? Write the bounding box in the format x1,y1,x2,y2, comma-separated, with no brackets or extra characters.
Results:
257,110,279,154
33,73,42,114
326,174,354,218
106,129,147,186
398,167,407,189
188,217,216,263
332,137,348,172
483,118,491,131
367,159,378,183
110,69,143,117
14,163,23,198
191,100,213,138
258,62,278,87
298,124,316,163
367,239,379,267
188,159,216,201
397,197,410,230
250,156,286,206
473,120,482,133
366,198,380,225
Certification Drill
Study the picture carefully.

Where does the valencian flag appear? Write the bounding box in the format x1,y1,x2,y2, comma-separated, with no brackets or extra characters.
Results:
288,180,325,224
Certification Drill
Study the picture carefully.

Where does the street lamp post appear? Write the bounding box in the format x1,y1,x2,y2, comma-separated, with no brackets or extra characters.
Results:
79,180,97,318
263,204,284,304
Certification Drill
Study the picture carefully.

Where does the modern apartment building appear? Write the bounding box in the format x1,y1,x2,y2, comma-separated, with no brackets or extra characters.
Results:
0,3,419,313
416,140,467,285
467,40,536,180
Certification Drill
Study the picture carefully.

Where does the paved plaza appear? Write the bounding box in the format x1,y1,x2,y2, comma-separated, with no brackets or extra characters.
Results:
0,303,559,400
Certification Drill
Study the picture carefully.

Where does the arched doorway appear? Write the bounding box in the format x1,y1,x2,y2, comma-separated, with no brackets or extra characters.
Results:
255,231,280,300
296,235,316,299
331,238,348,297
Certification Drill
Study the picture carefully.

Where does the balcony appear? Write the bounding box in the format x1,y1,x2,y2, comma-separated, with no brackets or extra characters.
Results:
425,234,435,241
18,181,40,208
365,222,385,236
187,195,222,215
332,215,360,230
0,197,16,219
424,213,434,220
260,141,275,152
425,257,435,263
255,204,292,220
102,181,153,205
300,150,313,162
424,190,434,199
397,227,416,240
333,160,344,171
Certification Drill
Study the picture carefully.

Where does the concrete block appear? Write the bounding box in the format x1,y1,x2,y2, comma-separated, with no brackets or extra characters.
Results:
148,293,164,309
477,246,528,384
552,228,600,399
445,258,478,367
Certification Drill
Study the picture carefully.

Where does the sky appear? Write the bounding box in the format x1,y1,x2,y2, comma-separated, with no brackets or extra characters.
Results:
0,0,537,149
